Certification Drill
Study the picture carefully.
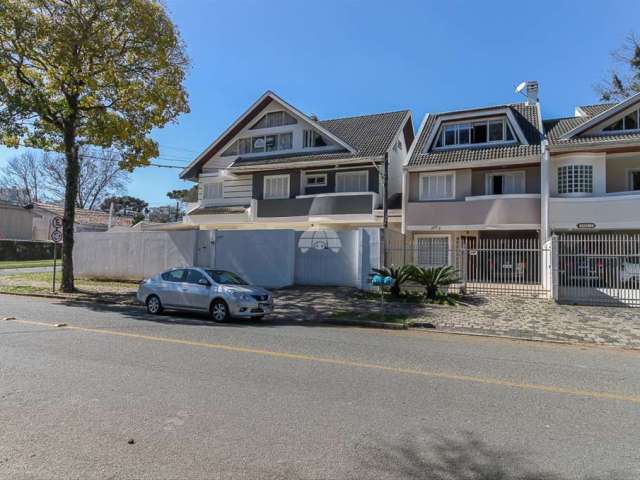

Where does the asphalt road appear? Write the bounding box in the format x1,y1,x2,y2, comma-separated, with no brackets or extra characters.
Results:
1,294,639,480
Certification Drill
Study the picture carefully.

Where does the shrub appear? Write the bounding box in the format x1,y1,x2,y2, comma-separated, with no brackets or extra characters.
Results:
409,265,460,300
372,264,414,297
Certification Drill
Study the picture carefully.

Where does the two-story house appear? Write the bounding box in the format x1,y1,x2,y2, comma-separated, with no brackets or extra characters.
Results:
179,91,413,232
402,83,544,269
543,92,640,234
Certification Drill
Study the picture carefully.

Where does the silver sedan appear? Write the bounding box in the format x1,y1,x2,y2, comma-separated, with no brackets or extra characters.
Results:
137,267,273,321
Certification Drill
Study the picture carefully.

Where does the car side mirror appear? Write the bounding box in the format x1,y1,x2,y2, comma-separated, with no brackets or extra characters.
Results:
198,278,211,287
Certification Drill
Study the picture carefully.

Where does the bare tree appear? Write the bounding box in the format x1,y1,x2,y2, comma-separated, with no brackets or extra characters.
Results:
0,151,44,203
598,33,640,101
41,148,128,209
0,148,128,209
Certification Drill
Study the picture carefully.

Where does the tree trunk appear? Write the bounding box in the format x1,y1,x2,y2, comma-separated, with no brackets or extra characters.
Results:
61,123,79,293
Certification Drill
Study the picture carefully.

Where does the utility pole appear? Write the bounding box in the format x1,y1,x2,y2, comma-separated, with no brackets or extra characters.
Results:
108,202,114,230
381,152,389,266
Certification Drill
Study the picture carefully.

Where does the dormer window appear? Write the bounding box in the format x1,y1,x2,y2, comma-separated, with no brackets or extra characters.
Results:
434,118,515,149
250,111,297,130
602,108,639,132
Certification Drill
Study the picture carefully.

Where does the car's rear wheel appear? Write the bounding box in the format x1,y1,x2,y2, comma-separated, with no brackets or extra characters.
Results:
210,299,230,322
146,295,163,315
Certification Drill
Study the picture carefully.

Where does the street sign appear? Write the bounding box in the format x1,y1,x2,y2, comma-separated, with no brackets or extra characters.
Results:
50,230,63,243
51,216,63,229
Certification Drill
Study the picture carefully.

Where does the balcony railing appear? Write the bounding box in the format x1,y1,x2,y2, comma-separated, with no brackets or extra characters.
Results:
254,192,380,219
549,192,640,230
405,194,541,230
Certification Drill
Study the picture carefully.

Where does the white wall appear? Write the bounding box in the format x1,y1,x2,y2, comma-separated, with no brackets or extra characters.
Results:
74,231,197,280
387,124,408,197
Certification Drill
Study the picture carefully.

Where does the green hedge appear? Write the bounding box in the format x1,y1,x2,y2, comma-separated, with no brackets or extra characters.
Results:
0,240,61,261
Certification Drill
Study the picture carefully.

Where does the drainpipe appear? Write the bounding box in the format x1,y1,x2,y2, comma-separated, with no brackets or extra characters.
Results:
540,139,550,244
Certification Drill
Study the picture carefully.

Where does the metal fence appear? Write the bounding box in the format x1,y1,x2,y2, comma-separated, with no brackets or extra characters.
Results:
555,233,640,307
384,235,550,298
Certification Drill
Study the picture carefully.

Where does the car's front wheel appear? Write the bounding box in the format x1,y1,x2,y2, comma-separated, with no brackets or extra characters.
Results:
210,299,230,322
146,295,163,315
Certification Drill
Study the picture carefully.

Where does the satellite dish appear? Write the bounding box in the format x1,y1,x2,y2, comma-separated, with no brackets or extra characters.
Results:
515,81,527,94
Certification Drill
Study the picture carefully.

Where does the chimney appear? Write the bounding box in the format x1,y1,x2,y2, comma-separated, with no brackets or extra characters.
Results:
526,81,539,105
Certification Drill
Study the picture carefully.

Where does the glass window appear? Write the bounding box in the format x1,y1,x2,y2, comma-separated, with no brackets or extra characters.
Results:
419,173,454,200
252,137,265,153
488,121,503,142
239,138,252,154
472,123,487,143
305,173,327,187
265,135,277,152
185,269,207,285
558,165,593,194
221,141,238,157
435,118,515,149
161,269,186,282
278,132,292,150
336,171,368,192
303,130,328,148
603,109,640,132
263,174,290,199
205,270,248,285
415,237,449,268
203,182,223,200
251,111,297,129
487,172,525,195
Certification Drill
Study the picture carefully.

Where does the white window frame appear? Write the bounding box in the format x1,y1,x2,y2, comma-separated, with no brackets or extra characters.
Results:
335,170,369,193
413,234,452,268
434,117,516,150
203,181,224,200
601,108,640,134
304,173,328,188
263,174,290,200
484,170,525,195
418,171,456,201
628,168,640,191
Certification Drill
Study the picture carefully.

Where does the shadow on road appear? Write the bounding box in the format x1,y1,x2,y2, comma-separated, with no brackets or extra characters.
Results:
269,431,628,480
356,431,627,480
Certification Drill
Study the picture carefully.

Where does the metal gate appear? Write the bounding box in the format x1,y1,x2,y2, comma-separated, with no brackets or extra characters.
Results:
384,234,550,298
555,233,640,307
455,237,549,297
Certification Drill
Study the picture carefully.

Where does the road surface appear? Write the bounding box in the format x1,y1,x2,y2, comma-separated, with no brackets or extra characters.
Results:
1,294,639,479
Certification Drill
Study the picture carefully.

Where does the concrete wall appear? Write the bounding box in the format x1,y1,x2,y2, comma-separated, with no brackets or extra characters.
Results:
74,227,381,290
74,231,197,280
0,205,34,240
213,229,295,288
406,196,541,229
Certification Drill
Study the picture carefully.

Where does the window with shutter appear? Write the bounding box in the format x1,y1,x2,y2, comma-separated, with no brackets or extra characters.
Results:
419,173,455,200
263,175,290,199
335,171,369,192
414,236,450,268
203,182,223,200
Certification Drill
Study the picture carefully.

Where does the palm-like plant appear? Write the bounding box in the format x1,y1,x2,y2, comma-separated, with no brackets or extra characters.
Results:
371,264,414,297
409,265,460,300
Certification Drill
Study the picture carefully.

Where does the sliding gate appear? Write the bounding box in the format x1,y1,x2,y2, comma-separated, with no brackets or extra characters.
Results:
555,233,640,307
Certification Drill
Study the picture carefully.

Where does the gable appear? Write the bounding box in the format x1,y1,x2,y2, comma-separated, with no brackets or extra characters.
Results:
180,91,356,180
560,91,640,140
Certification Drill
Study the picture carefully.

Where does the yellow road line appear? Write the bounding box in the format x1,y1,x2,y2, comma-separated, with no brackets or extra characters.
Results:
9,318,640,405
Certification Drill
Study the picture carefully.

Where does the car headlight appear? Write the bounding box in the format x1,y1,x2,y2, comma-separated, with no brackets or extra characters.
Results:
231,292,253,302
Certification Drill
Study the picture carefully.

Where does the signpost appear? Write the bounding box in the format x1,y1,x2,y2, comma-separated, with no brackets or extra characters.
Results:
50,217,63,292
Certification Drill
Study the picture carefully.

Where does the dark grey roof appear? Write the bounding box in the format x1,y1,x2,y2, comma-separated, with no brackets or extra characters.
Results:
231,110,410,168
545,101,640,147
576,103,616,117
408,103,542,168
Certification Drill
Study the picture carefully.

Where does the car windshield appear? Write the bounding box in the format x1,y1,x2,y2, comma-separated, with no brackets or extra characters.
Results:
205,270,248,285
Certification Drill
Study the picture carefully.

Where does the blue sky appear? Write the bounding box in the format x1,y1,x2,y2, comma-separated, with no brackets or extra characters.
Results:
1,0,639,206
